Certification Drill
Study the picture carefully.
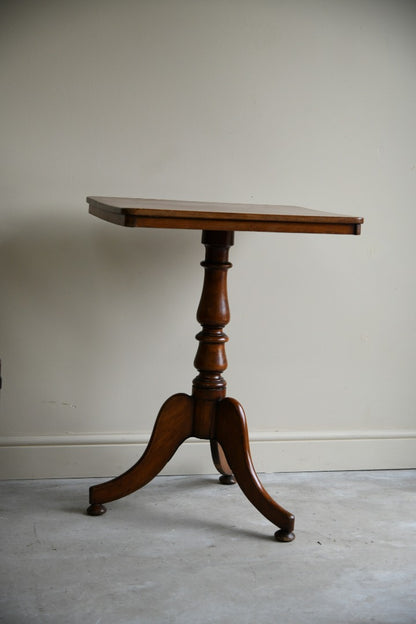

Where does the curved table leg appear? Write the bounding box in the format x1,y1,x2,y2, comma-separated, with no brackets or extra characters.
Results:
87,393,193,515
214,397,295,541
210,440,235,485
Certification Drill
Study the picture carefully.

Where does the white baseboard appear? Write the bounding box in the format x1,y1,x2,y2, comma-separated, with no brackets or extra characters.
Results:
1,429,415,479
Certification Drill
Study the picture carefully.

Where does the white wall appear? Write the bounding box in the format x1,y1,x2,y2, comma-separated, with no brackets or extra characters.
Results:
1,0,415,478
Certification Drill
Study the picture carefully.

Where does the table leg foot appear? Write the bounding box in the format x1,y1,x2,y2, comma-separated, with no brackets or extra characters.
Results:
87,393,193,511
87,503,107,516
274,529,295,542
219,474,236,485
210,440,235,485
214,397,295,539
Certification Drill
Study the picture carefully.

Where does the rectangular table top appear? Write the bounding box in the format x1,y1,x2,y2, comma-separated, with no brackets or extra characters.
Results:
87,196,363,235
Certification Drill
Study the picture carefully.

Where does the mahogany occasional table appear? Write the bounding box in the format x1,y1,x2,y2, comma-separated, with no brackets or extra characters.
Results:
86,197,363,542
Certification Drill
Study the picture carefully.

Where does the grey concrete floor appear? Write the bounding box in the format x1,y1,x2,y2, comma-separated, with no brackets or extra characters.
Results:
0,470,415,624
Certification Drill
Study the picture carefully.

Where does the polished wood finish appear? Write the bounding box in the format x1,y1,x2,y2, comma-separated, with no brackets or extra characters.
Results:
87,196,363,235
214,398,295,541
87,393,193,514
87,198,363,540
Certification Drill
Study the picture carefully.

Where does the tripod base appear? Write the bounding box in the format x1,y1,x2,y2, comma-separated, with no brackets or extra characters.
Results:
87,393,295,540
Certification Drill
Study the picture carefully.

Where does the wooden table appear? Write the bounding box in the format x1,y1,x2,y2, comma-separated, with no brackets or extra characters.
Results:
86,197,363,542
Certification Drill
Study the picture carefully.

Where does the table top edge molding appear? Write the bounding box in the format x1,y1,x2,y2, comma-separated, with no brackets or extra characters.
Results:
87,196,363,235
